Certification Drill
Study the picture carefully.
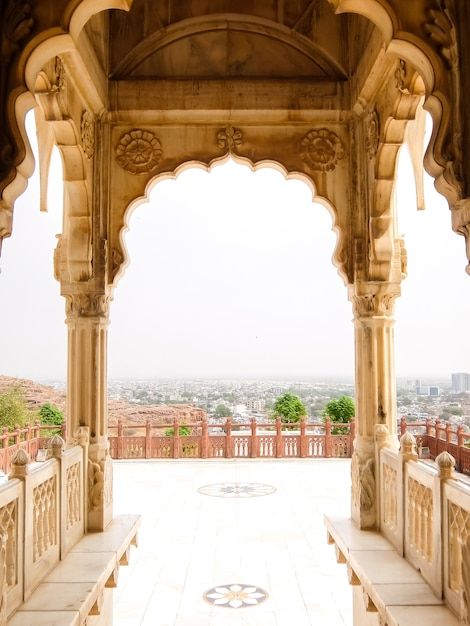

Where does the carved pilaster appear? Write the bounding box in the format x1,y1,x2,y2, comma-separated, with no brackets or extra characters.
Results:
350,281,400,529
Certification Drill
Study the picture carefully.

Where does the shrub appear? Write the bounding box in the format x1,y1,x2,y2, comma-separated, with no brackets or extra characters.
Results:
165,425,191,436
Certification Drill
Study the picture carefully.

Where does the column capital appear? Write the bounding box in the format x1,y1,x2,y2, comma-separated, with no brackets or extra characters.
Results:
65,291,112,320
349,281,400,318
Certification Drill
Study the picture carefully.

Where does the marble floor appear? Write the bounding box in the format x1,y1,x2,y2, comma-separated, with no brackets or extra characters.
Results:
113,459,352,626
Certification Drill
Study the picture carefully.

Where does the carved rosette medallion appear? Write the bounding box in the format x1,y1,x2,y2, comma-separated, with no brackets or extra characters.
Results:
365,110,379,159
217,126,243,152
65,293,111,318
116,129,163,174
299,128,344,172
80,111,94,159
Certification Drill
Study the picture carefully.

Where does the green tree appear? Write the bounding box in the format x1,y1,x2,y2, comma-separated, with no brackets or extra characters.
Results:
0,388,35,429
215,404,231,418
39,403,64,426
323,396,355,434
272,393,306,423
38,403,64,436
165,425,191,436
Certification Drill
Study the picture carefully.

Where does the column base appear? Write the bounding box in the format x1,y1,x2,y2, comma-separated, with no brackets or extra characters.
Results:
88,443,113,531
351,441,376,530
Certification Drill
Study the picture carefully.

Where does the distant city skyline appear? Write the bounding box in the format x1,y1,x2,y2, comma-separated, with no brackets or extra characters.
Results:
0,112,469,380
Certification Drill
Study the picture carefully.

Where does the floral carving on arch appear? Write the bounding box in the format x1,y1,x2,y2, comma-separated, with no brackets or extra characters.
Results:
299,128,345,172
116,129,163,174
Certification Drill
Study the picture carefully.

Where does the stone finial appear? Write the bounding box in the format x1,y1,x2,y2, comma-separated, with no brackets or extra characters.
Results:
436,451,456,479
12,448,29,466
399,431,417,459
10,448,30,478
49,434,65,457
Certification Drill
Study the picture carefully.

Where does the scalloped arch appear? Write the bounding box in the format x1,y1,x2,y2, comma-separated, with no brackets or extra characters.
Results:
113,154,348,289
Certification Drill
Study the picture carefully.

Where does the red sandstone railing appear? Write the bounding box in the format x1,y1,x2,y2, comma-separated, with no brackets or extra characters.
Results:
108,417,355,460
399,417,470,476
0,423,66,474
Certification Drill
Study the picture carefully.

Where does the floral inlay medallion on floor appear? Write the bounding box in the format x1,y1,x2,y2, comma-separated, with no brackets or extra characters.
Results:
197,482,276,498
203,584,268,608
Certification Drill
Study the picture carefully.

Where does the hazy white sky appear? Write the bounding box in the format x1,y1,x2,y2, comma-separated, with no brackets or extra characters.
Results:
0,112,468,381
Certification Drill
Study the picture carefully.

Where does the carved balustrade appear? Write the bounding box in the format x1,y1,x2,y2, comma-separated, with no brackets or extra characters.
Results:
377,430,470,621
0,441,85,622
107,418,355,461
399,417,470,476
0,424,65,475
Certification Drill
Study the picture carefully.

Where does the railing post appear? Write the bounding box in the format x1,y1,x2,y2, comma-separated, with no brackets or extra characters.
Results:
117,420,123,459
426,418,432,437
325,418,332,458
225,418,232,458
275,417,283,458
396,431,418,557
201,418,208,459
173,418,180,459
145,421,152,459
300,419,307,458
14,425,20,447
26,424,32,458
251,418,257,458
400,416,407,436
445,422,452,445
457,425,465,472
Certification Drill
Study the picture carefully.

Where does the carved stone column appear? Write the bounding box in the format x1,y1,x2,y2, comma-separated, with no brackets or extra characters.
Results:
66,292,113,531
349,281,400,529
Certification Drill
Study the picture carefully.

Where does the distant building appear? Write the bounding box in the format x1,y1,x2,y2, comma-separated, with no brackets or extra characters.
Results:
451,373,470,394
246,399,265,411
429,386,440,397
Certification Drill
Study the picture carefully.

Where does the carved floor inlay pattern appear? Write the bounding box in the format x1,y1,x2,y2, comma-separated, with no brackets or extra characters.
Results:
203,584,268,608
198,482,276,498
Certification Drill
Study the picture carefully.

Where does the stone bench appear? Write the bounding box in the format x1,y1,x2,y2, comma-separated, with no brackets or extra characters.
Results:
8,514,139,626
325,515,461,626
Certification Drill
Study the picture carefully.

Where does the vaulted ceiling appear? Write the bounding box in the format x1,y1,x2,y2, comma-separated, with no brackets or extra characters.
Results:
83,0,375,83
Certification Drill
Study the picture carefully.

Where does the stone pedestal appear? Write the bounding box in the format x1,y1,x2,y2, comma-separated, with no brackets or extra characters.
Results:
349,282,400,529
